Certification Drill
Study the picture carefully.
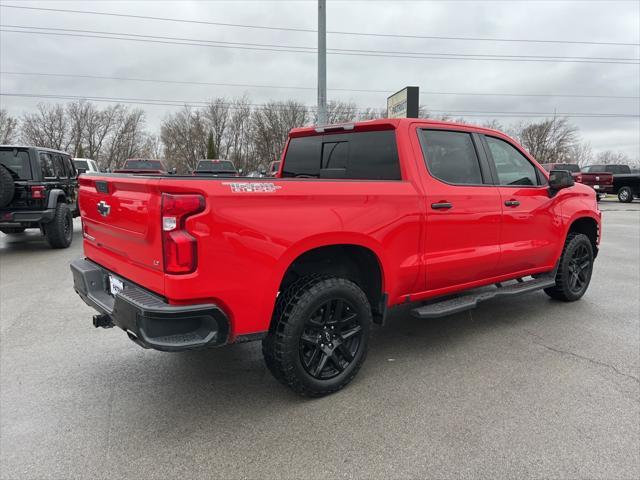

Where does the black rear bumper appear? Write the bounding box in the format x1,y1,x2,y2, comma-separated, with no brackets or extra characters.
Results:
0,208,55,227
70,258,229,351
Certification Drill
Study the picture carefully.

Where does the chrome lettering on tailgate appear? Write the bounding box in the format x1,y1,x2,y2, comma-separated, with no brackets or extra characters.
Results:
222,182,282,193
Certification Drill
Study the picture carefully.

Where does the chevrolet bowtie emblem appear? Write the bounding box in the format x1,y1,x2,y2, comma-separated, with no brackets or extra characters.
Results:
97,200,111,217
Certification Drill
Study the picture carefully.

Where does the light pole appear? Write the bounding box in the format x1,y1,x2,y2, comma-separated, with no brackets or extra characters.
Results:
317,0,327,125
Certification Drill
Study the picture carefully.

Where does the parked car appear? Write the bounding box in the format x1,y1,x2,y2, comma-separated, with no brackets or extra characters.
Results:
71,119,601,396
582,164,639,203
113,159,168,174
192,159,238,177
73,158,100,174
0,145,78,248
541,163,613,200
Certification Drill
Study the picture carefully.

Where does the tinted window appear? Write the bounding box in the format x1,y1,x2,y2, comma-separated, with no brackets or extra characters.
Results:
282,131,401,180
196,160,236,172
486,136,539,186
0,148,32,179
124,160,163,170
40,153,55,178
63,156,76,177
52,155,67,178
322,141,348,169
74,160,88,170
420,130,483,185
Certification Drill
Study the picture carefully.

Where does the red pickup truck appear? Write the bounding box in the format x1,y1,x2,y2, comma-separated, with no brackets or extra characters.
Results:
71,119,601,397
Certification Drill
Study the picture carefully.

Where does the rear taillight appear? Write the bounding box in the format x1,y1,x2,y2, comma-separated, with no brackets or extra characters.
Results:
161,193,205,274
30,185,45,199
575,174,583,183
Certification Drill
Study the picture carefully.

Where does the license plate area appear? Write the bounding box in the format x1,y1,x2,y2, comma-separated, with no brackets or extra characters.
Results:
108,275,124,296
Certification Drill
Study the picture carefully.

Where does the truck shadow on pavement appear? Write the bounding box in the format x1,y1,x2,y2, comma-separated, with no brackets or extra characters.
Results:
130,291,557,409
0,228,83,252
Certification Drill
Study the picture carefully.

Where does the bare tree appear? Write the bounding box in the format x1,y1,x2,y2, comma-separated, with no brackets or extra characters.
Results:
104,108,149,170
251,101,308,170
313,101,359,124
20,104,71,151
569,141,593,167
225,96,253,170
513,117,578,164
204,98,231,157
0,109,19,143
160,106,207,173
596,150,629,164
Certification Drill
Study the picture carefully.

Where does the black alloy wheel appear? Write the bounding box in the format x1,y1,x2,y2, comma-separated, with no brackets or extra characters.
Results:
567,242,591,295
299,298,363,380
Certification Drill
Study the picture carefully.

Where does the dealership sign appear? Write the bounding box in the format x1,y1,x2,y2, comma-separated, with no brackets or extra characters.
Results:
387,86,419,118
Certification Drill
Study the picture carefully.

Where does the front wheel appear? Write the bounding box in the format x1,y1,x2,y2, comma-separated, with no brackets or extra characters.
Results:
262,276,372,397
618,186,633,203
544,233,594,302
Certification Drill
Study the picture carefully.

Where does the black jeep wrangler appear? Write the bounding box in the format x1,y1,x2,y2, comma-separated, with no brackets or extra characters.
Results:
0,145,79,248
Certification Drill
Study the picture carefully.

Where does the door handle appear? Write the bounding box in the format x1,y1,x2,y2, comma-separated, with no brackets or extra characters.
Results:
431,202,453,210
504,200,520,207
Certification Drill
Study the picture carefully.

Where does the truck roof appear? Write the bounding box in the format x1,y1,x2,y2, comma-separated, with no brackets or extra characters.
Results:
290,118,504,138
0,144,71,155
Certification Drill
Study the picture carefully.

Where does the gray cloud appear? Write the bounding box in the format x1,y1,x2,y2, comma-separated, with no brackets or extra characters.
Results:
1,0,638,158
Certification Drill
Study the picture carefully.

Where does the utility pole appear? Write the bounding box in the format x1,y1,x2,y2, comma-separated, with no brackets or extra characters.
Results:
317,0,327,125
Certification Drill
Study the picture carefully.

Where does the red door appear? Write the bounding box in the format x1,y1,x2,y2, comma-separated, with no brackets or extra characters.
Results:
416,129,503,291
483,135,561,275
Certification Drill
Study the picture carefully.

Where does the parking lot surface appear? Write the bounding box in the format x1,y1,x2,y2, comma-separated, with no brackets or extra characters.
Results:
1,203,639,479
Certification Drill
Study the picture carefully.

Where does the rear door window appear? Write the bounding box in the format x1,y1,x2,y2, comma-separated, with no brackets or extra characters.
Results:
0,148,32,179
282,130,401,180
485,136,540,186
419,130,484,185
52,155,67,178
40,153,55,178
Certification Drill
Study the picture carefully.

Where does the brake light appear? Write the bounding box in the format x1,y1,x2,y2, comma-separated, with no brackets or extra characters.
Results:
161,193,205,274
576,174,583,183
30,185,45,199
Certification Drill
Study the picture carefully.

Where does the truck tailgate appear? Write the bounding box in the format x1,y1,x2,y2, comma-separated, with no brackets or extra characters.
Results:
78,175,165,295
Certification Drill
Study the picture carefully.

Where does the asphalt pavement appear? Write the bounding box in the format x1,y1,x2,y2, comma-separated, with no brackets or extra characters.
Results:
1,202,639,479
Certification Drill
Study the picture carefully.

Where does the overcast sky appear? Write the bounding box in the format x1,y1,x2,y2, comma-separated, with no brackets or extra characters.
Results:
0,0,638,159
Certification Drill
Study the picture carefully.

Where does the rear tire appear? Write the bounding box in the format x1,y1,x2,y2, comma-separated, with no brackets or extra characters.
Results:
262,276,372,397
44,203,73,248
544,233,594,302
618,187,633,203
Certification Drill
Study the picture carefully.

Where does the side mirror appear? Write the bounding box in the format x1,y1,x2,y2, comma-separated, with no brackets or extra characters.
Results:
549,170,574,193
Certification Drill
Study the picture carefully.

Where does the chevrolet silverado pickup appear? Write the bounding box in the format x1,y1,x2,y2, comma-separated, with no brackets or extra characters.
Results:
71,119,601,397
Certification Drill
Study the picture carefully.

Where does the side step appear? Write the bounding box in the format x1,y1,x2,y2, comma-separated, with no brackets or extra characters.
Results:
411,273,557,319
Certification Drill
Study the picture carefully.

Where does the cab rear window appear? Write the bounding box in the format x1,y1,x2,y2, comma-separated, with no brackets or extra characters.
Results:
282,130,401,180
0,148,32,179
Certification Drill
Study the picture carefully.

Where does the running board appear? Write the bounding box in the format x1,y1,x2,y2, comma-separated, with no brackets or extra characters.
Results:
411,274,557,319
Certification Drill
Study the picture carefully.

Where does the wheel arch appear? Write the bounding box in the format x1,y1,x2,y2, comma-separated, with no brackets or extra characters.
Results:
567,216,599,258
46,189,67,208
275,242,386,324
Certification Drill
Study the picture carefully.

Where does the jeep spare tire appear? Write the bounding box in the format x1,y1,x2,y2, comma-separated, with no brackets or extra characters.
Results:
0,164,15,208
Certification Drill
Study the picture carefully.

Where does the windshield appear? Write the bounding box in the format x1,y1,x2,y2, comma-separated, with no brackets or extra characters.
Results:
124,160,163,170
0,148,32,179
196,160,236,172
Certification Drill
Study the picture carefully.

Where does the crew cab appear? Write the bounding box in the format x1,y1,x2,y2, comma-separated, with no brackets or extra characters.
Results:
113,159,168,174
583,164,639,203
542,163,613,199
70,119,601,397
